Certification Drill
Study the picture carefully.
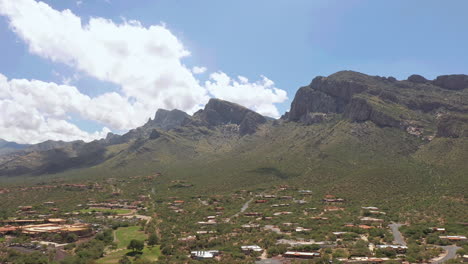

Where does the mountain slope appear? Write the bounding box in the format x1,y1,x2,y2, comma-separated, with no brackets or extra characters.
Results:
0,71,467,217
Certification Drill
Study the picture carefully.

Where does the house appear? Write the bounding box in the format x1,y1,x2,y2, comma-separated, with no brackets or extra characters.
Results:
244,212,263,217
299,190,312,194
280,196,293,200
48,218,66,224
273,211,292,216
323,198,345,203
271,203,290,207
295,227,311,232
360,217,384,224
311,217,329,220
369,211,386,215
196,230,217,234
283,251,320,259
430,227,446,233
325,206,344,212
198,220,217,225
333,232,348,237
241,245,263,254
439,235,467,241
241,224,260,229
376,245,408,253
178,236,196,242
341,257,402,264
19,206,33,211
255,200,267,203
190,250,219,260
361,207,379,210
21,223,92,237
0,225,18,234
263,195,276,199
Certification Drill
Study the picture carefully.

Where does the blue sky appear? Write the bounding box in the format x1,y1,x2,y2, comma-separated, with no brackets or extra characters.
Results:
0,0,467,143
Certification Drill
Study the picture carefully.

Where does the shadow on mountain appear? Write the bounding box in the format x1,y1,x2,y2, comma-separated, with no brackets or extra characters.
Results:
34,143,108,175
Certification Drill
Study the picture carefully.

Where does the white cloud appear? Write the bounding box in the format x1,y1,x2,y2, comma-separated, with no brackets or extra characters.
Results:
0,0,288,143
205,72,288,118
0,73,117,143
0,0,209,116
192,66,207,74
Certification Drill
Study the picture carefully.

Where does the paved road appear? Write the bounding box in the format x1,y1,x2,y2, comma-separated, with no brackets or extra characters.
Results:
431,245,461,264
226,197,254,222
388,223,460,263
388,222,406,246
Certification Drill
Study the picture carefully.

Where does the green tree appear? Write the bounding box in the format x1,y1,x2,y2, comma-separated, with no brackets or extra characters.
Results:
148,233,159,247
128,239,145,252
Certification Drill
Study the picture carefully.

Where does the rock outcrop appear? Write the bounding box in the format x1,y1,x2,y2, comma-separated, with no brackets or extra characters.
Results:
193,98,266,135
437,115,468,138
288,72,369,122
432,74,468,90
146,109,190,130
407,74,428,83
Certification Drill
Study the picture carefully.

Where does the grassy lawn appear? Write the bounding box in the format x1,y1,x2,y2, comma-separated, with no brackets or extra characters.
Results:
97,247,160,264
78,208,133,215
115,226,147,248
96,226,160,264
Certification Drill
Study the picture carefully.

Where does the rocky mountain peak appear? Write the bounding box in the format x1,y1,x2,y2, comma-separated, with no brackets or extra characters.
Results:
193,98,267,135
149,109,190,130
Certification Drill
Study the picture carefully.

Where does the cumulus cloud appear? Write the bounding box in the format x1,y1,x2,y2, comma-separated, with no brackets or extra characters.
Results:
0,0,209,114
0,73,116,143
0,0,288,143
205,72,288,117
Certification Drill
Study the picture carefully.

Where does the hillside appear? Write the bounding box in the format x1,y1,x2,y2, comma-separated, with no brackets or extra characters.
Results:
0,71,467,219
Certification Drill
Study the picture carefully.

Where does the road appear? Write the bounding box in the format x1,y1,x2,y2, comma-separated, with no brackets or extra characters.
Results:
388,223,460,263
226,197,253,222
388,222,406,246
430,245,461,264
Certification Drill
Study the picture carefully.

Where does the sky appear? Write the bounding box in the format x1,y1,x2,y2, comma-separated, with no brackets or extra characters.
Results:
0,0,467,144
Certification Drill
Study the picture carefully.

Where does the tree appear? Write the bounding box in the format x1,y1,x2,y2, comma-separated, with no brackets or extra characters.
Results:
128,239,145,252
66,233,78,243
148,233,159,247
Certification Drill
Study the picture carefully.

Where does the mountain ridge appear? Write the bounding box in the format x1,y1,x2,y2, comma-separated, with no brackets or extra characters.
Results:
1,70,468,180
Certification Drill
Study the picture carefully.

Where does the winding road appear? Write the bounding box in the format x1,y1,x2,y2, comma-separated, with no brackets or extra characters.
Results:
388,222,461,263
430,245,461,264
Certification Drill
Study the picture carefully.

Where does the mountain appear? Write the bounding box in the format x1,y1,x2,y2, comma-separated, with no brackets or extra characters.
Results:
0,139,30,155
0,71,467,215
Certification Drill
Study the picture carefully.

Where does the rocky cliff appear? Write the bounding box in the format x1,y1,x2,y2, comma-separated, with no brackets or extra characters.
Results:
192,98,267,135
